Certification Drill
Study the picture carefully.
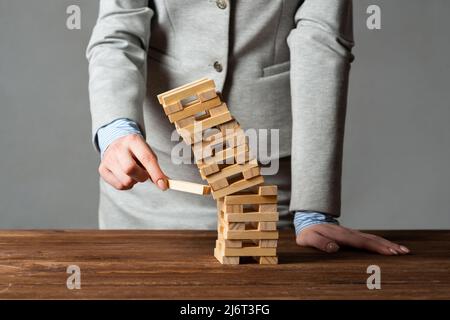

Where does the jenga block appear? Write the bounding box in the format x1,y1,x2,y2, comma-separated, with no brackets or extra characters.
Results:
163,101,183,115
224,212,279,223
203,130,223,142
207,159,259,185
211,175,264,199
217,234,243,248
257,256,278,265
226,128,247,148
193,144,214,161
258,221,277,231
158,78,215,106
199,138,248,166
199,162,220,177
192,132,225,160
259,204,277,212
175,115,195,128
192,120,243,157
167,179,211,195
258,185,278,196
214,248,240,265
259,240,278,248
219,120,240,134
157,77,208,103
176,127,203,145
208,103,229,117
198,88,217,102
202,149,235,167
235,148,254,164
224,194,277,205
222,246,276,257
243,166,260,180
168,96,222,123
210,178,229,191
183,110,232,136
224,222,246,232
224,229,279,240
214,240,241,264
223,204,244,213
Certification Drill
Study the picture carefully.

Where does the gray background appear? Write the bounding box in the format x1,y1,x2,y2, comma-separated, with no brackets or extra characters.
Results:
0,0,449,229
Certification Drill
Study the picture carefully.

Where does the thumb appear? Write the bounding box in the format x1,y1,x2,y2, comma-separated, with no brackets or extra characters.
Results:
297,229,340,253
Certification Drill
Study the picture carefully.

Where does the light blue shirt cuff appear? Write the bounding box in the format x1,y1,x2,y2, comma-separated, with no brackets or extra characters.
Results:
294,211,339,236
96,118,143,158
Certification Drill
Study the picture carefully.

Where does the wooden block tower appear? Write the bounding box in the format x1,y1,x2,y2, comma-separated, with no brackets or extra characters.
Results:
157,78,279,264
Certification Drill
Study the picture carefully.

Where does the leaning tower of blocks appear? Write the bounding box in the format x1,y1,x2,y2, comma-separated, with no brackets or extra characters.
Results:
157,78,278,264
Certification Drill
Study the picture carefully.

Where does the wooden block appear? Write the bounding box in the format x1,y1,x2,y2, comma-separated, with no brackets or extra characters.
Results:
208,103,229,117
226,128,247,147
243,166,260,180
224,212,279,223
222,246,276,257
224,222,246,232
192,131,226,160
214,248,240,265
203,130,223,142
211,175,264,199
193,143,214,160
224,229,279,240
217,235,243,248
198,88,217,102
259,240,278,248
200,142,249,167
258,185,278,196
224,194,277,205
210,178,229,191
175,115,195,128
224,204,244,213
258,221,277,231
199,162,220,177
159,78,215,106
219,120,240,135
157,77,208,104
183,110,232,135
163,101,183,115
214,240,240,264
167,179,211,195
168,96,222,123
259,204,277,212
235,147,253,164
257,256,278,265
206,159,258,185
176,127,203,145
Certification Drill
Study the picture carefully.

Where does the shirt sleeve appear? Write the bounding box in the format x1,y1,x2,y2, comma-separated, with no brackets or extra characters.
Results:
96,118,143,158
294,211,339,236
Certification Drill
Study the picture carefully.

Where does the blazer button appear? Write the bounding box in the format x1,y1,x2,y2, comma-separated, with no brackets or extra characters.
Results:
216,0,227,10
213,61,223,72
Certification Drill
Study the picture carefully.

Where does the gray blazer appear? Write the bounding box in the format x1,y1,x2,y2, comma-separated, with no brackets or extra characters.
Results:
86,0,354,228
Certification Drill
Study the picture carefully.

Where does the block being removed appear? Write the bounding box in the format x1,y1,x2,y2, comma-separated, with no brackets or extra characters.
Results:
167,179,211,195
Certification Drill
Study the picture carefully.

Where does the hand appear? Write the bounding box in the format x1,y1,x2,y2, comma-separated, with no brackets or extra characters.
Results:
99,134,168,191
296,224,410,255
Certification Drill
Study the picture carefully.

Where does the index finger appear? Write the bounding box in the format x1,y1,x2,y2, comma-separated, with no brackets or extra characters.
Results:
128,138,168,190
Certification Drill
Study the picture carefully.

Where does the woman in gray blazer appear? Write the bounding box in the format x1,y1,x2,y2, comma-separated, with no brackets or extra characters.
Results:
87,0,409,255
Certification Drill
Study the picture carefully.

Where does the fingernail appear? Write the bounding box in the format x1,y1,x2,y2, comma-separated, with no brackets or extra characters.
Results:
389,248,398,255
399,245,410,253
326,242,340,253
157,178,167,190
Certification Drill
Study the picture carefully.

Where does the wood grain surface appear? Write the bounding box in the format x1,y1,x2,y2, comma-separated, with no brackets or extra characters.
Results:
0,230,449,299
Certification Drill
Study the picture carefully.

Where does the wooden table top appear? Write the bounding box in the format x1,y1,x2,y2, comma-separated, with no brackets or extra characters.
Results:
0,230,448,299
